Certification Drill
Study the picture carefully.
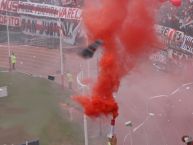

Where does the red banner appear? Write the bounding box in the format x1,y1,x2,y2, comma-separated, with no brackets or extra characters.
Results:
0,14,20,27
0,0,82,20
0,0,18,12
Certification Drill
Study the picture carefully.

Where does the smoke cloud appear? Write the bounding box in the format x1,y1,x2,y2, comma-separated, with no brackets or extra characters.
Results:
75,0,161,118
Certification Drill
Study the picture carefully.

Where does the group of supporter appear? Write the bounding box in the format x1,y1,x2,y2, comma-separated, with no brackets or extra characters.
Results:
60,0,84,7
158,0,193,36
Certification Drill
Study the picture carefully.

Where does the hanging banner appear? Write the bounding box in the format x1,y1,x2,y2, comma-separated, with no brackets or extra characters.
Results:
0,0,18,12
18,2,82,20
21,16,60,37
60,19,81,44
180,35,193,54
18,2,58,18
0,14,20,26
20,16,82,44
0,0,83,45
155,24,184,42
155,24,188,54
58,7,81,20
0,0,82,20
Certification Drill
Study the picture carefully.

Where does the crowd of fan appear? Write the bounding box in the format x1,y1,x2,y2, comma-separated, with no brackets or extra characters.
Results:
158,0,193,36
25,0,192,36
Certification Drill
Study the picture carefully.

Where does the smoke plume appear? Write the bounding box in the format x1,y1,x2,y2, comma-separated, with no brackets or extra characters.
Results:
75,0,160,118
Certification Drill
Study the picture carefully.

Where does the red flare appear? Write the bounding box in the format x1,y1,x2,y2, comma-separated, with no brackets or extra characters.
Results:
111,119,115,126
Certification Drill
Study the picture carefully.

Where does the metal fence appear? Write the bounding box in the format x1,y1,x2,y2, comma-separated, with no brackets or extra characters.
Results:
0,30,60,49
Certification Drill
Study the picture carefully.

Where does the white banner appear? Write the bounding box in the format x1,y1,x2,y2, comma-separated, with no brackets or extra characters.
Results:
61,19,81,44
18,2,82,20
180,35,193,54
0,0,82,20
0,0,18,12
155,24,184,42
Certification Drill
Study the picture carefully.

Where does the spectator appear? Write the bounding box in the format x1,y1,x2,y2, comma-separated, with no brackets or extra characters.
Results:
157,0,193,36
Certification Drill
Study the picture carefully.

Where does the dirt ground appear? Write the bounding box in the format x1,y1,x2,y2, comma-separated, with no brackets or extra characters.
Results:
0,126,32,145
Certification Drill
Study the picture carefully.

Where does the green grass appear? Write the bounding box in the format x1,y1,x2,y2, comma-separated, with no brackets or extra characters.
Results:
0,72,84,145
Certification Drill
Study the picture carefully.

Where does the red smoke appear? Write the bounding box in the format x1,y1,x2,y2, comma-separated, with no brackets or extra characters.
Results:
75,0,160,118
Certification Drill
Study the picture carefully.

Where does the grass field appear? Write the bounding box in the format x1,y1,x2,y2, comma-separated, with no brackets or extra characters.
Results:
0,71,84,145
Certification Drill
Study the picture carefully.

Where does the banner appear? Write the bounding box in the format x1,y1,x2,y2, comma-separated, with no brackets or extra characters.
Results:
155,24,189,54
0,14,20,26
18,2,81,20
151,25,193,67
21,16,60,37
60,19,81,44
18,2,58,18
180,35,193,54
155,24,184,42
0,0,82,20
0,0,83,45
58,7,81,20
0,0,18,12
21,16,82,44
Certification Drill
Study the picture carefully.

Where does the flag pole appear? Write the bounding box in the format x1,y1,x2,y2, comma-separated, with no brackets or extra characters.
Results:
6,10,11,71
59,18,64,88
